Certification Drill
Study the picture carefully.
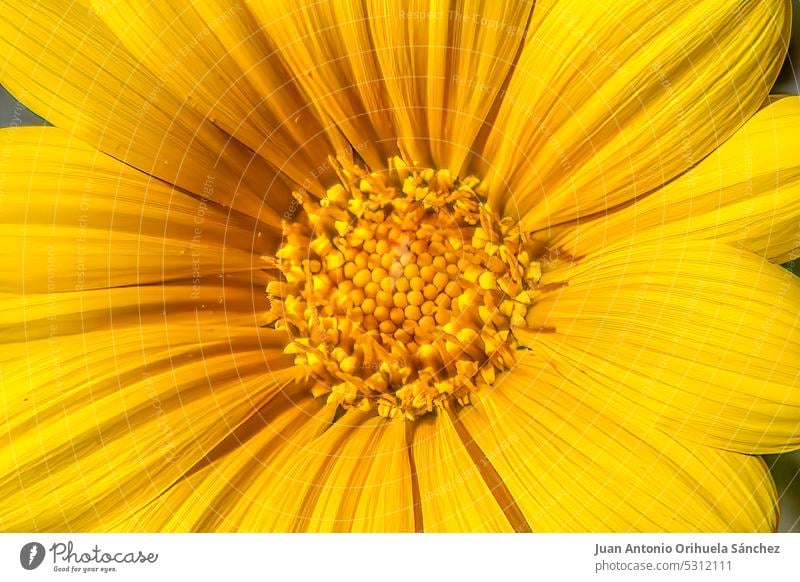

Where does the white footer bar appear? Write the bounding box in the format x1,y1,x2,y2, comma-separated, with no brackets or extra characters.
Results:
1,534,795,581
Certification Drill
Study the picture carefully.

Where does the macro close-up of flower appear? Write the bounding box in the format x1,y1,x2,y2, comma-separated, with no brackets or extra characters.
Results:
1,0,799,533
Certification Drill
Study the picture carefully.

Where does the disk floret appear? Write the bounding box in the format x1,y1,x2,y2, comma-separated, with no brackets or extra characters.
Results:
267,156,541,419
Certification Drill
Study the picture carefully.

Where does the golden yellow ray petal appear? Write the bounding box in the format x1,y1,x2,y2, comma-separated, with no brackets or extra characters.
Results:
525,239,800,454
88,0,333,196
366,0,534,175
0,127,271,292
207,409,416,532
2,267,287,450
458,363,778,532
551,96,800,263
112,389,325,532
0,0,289,223
247,0,395,170
411,410,513,532
480,0,789,228
0,270,271,344
0,303,296,531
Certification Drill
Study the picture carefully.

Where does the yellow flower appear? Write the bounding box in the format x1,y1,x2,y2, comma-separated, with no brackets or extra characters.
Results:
1,0,799,532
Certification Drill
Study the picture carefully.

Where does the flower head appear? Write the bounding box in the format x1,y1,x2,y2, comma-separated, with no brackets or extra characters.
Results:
0,0,799,532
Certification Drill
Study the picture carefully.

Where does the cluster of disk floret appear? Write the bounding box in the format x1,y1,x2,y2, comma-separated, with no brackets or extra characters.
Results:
266,156,542,420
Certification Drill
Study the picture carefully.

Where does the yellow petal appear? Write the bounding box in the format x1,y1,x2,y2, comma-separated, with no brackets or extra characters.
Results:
0,125,294,528
411,410,514,532
552,96,800,263
480,0,789,228
87,0,333,194
1,269,272,344
0,308,296,530
113,390,325,532
458,364,778,531
308,415,416,532
366,0,534,175
0,127,270,292
254,411,416,532
248,0,396,170
525,239,800,454
0,0,290,222
149,407,417,532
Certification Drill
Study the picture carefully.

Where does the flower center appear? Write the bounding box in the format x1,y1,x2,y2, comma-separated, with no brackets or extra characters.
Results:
267,156,541,420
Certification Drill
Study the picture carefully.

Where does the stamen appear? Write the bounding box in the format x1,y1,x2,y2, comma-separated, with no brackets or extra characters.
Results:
267,156,542,420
